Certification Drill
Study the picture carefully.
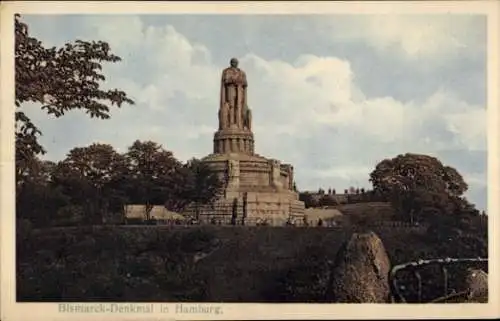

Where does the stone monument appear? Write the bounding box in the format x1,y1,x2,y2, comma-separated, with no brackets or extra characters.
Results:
195,58,305,226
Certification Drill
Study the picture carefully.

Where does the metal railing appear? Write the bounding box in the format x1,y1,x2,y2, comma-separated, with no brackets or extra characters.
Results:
389,257,488,303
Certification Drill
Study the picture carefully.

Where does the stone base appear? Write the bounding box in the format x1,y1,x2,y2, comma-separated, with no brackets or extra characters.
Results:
198,146,305,226
188,190,305,226
201,152,295,192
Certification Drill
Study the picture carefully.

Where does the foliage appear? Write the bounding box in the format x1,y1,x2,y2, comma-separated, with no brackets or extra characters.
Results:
266,245,333,302
319,195,338,206
17,224,487,302
183,158,224,210
163,158,224,215
299,192,318,208
124,140,182,218
369,153,474,223
52,143,127,224
15,14,134,181
17,140,224,227
298,190,386,208
15,14,134,225
16,158,70,227
17,226,216,301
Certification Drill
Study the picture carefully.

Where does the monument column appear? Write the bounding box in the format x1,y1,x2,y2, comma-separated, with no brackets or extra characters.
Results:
214,58,255,155
200,56,306,226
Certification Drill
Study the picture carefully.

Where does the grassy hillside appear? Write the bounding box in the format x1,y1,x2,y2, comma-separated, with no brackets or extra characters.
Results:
17,224,487,303
304,202,395,226
304,208,343,225
335,202,395,220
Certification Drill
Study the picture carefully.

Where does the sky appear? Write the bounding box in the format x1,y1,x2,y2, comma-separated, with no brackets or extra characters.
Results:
20,14,487,210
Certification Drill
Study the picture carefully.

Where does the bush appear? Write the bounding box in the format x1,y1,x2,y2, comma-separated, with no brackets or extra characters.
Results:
17,226,216,301
17,223,487,302
262,245,333,302
55,205,86,226
318,195,338,207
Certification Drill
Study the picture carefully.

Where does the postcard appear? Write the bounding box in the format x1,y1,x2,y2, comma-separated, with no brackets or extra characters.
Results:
1,1,499,320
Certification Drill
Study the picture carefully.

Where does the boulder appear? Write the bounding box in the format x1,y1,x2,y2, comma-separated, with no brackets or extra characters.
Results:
465,268,488,302
328,231,391,303
435,268,488,303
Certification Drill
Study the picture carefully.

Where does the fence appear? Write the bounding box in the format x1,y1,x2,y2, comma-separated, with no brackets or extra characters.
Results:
389,257,488,303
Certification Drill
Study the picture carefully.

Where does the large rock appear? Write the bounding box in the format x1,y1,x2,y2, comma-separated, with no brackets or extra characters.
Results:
328,231,391,303
465,268,488,302
436,268,489,303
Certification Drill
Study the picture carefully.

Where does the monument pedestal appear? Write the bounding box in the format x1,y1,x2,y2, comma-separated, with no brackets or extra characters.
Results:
186,58,305,226
195,152,305,226
213,128,254,155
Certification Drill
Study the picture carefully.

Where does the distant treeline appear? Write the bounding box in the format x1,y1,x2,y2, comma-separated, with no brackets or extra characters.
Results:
299,189,388,208
16,140,224,228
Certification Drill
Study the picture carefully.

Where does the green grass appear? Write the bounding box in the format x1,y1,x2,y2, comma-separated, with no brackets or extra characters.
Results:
17,224,487,302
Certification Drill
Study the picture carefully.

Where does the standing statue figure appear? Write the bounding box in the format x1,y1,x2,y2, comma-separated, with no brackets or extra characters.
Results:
243,105,252,131
228,159,239,178
219,58,251,130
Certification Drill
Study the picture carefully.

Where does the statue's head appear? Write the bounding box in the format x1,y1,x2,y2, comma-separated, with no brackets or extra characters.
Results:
230,58,239,68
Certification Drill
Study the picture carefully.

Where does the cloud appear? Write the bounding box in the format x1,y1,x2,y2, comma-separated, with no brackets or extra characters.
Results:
21,14,486,210
326,15,485,63
239,53,485,205
238,54,485,154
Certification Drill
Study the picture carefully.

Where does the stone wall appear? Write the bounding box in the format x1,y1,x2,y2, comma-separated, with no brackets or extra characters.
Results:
204,157,296,192
239,171,270,187
191,191,305,226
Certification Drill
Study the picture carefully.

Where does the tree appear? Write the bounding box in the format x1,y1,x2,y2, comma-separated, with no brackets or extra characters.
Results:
15,14,134,180
181,158,224,219
53,143,127,224
318,195,338,207
16,157,70,227
16,156,56,189
369,153,471,223
124,140,181,219
299,192,317,208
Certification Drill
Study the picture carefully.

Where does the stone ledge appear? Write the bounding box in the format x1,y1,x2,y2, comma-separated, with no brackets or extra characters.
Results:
202,153,269,162
214,131,254,140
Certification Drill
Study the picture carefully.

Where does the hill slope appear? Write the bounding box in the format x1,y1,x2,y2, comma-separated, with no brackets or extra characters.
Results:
17,224,487,302
335,202,394,219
